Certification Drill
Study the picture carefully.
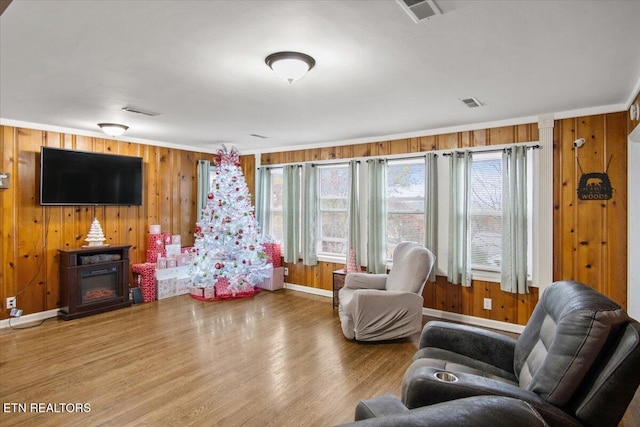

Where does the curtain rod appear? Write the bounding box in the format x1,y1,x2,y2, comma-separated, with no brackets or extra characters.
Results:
442,144,540,157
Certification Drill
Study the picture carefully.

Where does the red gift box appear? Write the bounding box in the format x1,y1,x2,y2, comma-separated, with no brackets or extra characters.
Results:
262,242,282,268
214,277,258,299
132,262,156,302
146,248,166,264
148,234,165,251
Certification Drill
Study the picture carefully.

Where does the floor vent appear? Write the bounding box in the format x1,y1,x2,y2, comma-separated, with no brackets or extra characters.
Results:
396,0,441,23
461,97,483,108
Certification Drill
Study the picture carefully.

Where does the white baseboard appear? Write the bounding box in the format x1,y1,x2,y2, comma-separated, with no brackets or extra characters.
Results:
0,309,58,329
283,283,333,298
422,308,525,334
0,296,524,335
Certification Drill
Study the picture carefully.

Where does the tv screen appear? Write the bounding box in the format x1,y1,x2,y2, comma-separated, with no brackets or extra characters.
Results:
40,147,143,206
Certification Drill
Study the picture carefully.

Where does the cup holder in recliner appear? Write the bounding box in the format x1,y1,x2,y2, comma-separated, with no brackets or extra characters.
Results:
434,371,458,383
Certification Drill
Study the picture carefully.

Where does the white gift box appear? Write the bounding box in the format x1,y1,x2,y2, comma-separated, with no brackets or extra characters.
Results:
165,243,181,258
157,278,177,299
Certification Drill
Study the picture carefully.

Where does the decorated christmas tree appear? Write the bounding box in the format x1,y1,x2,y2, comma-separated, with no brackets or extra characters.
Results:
190,146,269,298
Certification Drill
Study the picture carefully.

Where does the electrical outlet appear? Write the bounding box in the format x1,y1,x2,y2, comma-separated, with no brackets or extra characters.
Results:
284,267,289,276
6,297,16,309
483,298,492,310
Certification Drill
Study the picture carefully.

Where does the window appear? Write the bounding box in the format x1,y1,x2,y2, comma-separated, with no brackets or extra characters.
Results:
268,168,284,242
469,151,532,275
317,164,349,257
469,153,503,271
386,159,425,259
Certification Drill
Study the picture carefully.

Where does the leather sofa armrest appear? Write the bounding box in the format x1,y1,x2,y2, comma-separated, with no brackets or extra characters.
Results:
354,395,409,420
415,321,517,374
402,363,542,408
401,365,582,427
345,273,388,290
336,396,577,427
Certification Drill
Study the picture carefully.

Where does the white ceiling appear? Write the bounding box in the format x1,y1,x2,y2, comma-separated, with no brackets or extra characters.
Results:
1,0,639,154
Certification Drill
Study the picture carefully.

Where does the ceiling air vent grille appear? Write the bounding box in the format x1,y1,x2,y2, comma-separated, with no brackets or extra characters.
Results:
396,0,441,23
461,97,483,108
122,107,160,117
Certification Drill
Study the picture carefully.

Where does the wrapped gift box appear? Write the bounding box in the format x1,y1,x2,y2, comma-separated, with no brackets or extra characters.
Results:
215,277,258,299
132,262,156,302
165,243,181,259
176,277,192,295
262,242,282,268
190,286,216,300
157,277,177,299
257,266,285,291
148,234,165,251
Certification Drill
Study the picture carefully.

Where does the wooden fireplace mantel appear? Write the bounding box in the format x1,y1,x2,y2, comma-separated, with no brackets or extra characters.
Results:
58,245,132,320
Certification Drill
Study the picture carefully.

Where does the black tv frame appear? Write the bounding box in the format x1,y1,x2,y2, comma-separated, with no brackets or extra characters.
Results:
40,147,143,206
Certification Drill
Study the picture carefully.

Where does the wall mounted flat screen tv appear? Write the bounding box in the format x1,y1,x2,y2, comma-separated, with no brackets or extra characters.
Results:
40,147,143,206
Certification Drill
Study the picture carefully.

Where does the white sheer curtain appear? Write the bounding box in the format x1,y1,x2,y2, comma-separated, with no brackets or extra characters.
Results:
367,158,387,274
501,146,528,293
196,160,210,220
283,165,300,263
425,153,438,282
301,164,318,266
447,151,473,286
255,166,271,235
347,160,360,269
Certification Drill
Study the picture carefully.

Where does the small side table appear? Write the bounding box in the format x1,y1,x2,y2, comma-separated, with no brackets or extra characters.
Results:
332,269,347,309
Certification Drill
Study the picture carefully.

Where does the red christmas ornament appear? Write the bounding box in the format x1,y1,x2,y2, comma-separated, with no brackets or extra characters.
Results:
249,244,255,251
215,263,223,269
207,193,214,200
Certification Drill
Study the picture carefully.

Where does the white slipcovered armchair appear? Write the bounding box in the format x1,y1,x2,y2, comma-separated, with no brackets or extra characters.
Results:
338,242,436,341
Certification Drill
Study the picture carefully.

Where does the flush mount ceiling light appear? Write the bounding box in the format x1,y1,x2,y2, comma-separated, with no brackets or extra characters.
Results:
265,51,316,83
97,123,129,137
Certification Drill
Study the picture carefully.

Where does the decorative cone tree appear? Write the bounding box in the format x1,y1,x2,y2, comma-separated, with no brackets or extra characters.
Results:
190,146,269,298
84,218,106,247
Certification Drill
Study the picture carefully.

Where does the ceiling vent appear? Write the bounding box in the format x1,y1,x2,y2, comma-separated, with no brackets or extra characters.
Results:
461,97,483,108
122,107,160,117
396,0,441,23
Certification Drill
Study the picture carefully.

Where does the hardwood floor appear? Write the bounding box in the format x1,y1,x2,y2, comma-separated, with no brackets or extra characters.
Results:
0,289,638,427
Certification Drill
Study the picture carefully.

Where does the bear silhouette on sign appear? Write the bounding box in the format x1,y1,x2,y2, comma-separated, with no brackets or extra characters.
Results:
577,172,613,200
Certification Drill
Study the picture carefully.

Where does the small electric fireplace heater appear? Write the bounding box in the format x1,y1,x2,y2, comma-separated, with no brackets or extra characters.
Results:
58,245,132,320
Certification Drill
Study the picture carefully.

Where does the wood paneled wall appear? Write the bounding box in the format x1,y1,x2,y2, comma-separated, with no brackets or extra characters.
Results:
1,110,630,326
262,114,630,325
553,112,628,306
262,124,541,325
0,126,255,320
